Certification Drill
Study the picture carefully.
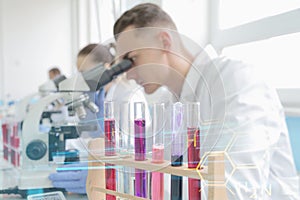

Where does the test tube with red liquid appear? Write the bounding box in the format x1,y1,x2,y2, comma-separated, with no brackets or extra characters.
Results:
104,101,116,200
134,102,147,198
2,123,9,160
151,103,165,200
186,102,201,200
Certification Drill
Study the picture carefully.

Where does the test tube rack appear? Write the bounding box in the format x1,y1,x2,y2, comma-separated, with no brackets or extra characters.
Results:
87,138,228,200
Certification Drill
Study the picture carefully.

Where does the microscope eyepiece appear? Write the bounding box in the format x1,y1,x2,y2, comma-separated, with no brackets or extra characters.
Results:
82,59,132,91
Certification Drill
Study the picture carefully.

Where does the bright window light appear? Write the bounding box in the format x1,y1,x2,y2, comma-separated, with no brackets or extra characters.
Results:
219,0,300,29
221,32,300,88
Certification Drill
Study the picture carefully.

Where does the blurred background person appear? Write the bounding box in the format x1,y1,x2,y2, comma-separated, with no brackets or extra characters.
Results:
48,44,113,194
48,67,61,80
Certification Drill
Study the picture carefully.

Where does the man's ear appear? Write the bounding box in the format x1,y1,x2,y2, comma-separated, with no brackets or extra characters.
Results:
159,31,172,51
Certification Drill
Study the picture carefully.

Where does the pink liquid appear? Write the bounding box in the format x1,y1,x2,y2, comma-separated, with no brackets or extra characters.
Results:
2,124,8,144
187,127,201,200
134,119,147,197
106,164,116,200
134,119,145,161
135,169,147,197
188,178,201,200
12,124,18,135
105,119,116,199
187,128,200,168
152,144,164,163
105,119,116,156
151,172,164,200
152,145,164,199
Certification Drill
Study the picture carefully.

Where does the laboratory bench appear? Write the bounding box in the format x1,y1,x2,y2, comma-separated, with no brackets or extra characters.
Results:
0,194,87,200
0,153,87,200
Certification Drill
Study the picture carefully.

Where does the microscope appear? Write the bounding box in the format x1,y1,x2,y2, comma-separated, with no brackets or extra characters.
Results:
0,59,132,197
0,75,68,194
13,75,67,122
1,74,67,169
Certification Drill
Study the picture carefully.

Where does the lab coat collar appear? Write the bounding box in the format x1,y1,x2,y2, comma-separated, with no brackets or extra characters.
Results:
179,45,218,102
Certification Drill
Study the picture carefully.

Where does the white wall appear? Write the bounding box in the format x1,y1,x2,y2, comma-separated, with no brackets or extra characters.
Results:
163,0,209,46
0,0,210,101
0,0,4,101
76,0,116,49
116,0,209,46
0,0,74,101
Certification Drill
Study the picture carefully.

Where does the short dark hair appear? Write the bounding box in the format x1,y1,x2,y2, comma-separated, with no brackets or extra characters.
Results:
113,3,177,40
49,67,61,75
77,43,113,64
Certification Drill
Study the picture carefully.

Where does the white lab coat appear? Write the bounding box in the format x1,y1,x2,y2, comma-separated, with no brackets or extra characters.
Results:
179,47,300,199
105,75,151,152
105,75,147,104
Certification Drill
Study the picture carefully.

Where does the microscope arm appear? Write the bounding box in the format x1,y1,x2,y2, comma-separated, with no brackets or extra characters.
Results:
15,93,39,121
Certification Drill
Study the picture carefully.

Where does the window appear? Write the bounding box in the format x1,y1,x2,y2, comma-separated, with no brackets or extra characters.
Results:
221,32,300,88
210,0,300,89
219,0,300,29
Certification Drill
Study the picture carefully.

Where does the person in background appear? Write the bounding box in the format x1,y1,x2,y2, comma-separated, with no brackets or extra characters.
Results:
111,3,299,199
48,44,113,194
76,43,114,134
48,67,61,80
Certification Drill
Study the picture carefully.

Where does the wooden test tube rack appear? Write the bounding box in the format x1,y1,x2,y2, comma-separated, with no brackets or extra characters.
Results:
86,138,228,200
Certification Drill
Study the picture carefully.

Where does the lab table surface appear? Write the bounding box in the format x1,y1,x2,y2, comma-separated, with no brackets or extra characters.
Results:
0,153,88,200
0,194,87,200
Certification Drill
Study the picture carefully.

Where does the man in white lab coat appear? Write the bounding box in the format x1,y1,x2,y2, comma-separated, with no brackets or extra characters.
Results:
113,3,299,199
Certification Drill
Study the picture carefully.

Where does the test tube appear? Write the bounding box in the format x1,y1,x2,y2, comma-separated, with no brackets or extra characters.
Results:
2,124,8,160
134,102,147,198
151,103,164,200
104,101,116,200
119,102,131,153
171,102,184,200
118,102,131,195
186,102,201,200
134,102,146,161
152,103,165,163
10,123,18,166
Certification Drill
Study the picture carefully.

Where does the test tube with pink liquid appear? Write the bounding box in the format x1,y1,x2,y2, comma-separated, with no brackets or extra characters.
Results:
151,103,165,200
134,102,147,198
104,101,116,200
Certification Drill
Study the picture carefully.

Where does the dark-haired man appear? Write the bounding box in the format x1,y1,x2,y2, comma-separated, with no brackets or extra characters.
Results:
113,3,299,199
77,43,113,72
48,67,61,80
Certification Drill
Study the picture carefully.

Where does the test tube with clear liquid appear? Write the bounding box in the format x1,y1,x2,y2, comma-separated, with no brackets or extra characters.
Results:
117,102,134,196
